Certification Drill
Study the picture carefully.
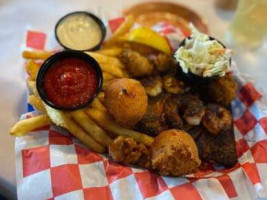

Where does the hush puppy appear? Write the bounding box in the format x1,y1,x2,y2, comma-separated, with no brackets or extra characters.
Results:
104,78,148,127
151,129,201,176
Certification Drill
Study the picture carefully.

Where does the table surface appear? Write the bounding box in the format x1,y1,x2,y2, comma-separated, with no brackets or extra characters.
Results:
0,0,266,199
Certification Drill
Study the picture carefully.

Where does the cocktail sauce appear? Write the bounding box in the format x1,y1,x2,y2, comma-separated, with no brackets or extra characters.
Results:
43,57,98,108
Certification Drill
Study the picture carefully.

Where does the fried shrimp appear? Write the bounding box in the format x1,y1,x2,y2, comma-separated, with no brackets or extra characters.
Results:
119,49,154,77
109,136,150,168
182,95,205,126
141,74,163,96
163,74,187,94
202,104,233,135
164,94,205,129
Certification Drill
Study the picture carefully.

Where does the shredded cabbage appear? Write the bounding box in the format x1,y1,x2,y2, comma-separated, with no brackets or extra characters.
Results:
174,24,232,77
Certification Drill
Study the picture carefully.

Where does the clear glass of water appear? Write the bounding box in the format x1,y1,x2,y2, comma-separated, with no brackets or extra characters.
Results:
226,0,267,49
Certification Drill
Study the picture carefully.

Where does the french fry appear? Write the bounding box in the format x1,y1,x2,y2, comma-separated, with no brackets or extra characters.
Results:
26,80,38,96
105,15,134,46
45,105,106,153
22,50,53,60
98,92,105,104
101,63,124,77
71,110,112,147
86,108,154,146
26,60,40,80
86,54,124,77
86,52,124,69
10,114,52,136
91,98,106,111
103,72,115,81
105,41,160,56
28,95,46,113
97,47,122,57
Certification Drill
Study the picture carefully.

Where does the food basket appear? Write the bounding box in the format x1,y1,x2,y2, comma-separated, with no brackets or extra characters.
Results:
15,17,267,200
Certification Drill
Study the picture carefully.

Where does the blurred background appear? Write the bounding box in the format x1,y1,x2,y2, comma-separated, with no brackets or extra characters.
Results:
0,0,266,199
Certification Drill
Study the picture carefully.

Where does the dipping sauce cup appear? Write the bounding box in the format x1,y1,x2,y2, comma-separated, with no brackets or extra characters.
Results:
36,50,103,111
55,11,106,51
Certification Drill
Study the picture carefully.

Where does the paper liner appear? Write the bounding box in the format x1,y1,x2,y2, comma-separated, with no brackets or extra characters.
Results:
15,17,267,200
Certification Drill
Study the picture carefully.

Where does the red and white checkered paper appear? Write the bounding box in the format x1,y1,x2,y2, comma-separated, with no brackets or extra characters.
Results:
15,17,267,200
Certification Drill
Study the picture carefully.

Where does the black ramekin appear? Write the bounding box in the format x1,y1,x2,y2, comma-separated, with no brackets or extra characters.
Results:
175,36,231,84
36,50,103,111
55,11,106,51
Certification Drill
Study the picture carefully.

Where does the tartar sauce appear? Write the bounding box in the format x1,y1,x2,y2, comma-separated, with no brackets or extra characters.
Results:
56,13,102,50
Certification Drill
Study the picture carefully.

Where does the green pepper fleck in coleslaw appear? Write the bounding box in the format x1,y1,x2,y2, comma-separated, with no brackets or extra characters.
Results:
174,24,233,77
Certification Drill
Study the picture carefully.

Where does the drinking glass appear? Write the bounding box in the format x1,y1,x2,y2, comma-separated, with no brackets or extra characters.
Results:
226,0,267,49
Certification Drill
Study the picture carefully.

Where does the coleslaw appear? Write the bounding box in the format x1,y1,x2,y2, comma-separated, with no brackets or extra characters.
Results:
174,24,233,77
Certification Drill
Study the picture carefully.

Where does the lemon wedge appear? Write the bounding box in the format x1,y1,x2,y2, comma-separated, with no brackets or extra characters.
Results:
120,27,171,54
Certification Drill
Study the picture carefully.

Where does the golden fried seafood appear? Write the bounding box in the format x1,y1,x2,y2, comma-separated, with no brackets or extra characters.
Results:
202,104,232,135
151,129,201,176
119,49,154,77
109,136,150,168
153,53,174,72
104,78,148,127
163,74,187,94
208,75,237,105
141,74,163,96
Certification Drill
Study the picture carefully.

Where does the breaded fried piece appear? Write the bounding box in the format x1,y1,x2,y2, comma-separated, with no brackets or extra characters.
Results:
153,53,174,72
119,49,154,77
163,74,187,94
202,104,233,135
109,136,150,168
104,78,148,127
208,74,237,105
196,128,237,167
151,129,201,176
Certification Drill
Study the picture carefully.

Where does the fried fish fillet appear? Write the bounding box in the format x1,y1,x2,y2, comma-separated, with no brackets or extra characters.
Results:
196,127,237,167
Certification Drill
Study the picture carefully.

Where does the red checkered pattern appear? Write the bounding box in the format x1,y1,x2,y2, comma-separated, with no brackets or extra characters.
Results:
15,20,267,200
217,174,238,198
108,17,125,33
26,31,46,50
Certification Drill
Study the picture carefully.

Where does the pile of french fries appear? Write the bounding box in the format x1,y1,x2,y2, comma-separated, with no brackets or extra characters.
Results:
10,15,154,153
